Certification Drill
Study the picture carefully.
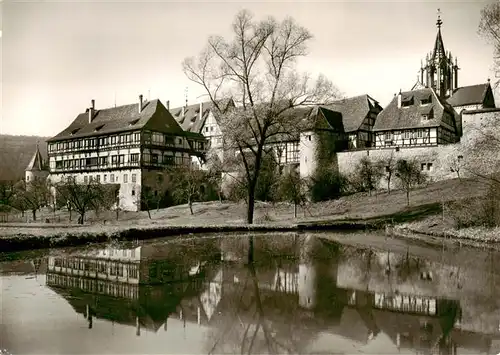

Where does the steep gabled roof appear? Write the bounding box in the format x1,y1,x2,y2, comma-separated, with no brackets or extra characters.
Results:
25,145,44,171
322,94,382,132
373,88,451,131
47,99,185,142
446,83,492,107
171,99,235,133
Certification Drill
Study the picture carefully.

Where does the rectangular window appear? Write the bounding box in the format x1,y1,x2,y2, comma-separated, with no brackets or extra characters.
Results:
132,189,135,196
421,163,426,171
118,155,125,165
134,132,140,143
404,131,410,139
104,174,107,182
96,175,101,182
205,127,209,132
152,154,158,164
163,155,174,166
165,136,175,146
132,174,137,183
384,132,392,140
124,174,128,183
110,174,115,183
152,132,164,145
417,130,423,138
130,153,139,163
178,138,182,145
111,155,118,165
427,163,433,171
84,176,88,184
111,136,117,145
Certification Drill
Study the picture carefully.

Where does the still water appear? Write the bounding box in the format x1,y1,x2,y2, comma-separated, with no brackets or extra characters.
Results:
1,232,500,354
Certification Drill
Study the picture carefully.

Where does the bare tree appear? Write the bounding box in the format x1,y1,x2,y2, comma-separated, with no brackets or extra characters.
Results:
381,152,397,194
449,155,464,180
355,156,384,196
55,177,119,224
479,2,500,88
183,10,339,224
275,168,307,218
206,151,225,203
395,159,426,206
169,165,204,215
13,178,49,221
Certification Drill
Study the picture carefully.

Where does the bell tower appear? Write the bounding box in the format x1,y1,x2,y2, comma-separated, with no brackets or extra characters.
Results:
419,9,460,98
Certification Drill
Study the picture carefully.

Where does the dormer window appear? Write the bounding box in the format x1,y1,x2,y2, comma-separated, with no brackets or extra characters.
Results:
401,100,412,107
421,108,434,120
420,96,432,105
94,124,105,132
129,119,140,126
70,128,80,136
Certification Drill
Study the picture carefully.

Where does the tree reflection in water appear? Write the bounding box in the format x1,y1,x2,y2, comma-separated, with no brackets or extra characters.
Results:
206,235,317,355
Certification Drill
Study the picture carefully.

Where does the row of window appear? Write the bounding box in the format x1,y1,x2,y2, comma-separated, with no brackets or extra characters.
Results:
46,274,140,300
80,173,137,184
383,129,431,141
53,154,140,170
50,132,141,152
52,257,140,279
50,131,205,153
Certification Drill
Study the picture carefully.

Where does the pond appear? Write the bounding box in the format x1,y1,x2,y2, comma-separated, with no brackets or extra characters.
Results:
1,231,500,354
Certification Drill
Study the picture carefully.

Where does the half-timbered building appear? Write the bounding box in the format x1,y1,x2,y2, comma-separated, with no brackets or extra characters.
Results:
324,94,383,149
373,88,459,148
170,99,235,168
46,95,207,211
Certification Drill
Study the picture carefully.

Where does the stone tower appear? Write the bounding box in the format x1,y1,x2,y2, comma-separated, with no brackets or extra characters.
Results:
25,143,49,183
419,9,460,98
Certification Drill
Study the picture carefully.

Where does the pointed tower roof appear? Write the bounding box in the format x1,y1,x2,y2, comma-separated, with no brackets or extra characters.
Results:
26,143,44,171
432,9,446,61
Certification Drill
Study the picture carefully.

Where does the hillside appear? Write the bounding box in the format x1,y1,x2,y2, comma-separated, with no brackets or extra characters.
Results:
0,135,50,181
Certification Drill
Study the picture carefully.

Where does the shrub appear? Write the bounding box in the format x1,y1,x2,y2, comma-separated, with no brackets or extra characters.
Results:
447,183,500,228
309,167,348,202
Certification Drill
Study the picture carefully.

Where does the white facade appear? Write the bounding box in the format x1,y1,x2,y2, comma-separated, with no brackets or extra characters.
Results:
299,131,318,179
374,127,438,148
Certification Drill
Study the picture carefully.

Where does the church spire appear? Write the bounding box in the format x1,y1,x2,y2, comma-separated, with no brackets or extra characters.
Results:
432,8,446,61
436,8,443,29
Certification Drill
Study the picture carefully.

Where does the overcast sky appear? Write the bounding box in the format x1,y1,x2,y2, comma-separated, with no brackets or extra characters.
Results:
1,0,497,137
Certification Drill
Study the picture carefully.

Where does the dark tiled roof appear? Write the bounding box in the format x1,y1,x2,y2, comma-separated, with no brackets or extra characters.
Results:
432,28,446,61
26,145,45,171
446,83,491,107
47,99,187,142
322,94,382,132
170,99,234,133
373,88,449,131
264,106,344,143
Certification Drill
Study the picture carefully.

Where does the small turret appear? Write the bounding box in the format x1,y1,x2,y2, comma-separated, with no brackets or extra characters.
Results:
25,143,49,183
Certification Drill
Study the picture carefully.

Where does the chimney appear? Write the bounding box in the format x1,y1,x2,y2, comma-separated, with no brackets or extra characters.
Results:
138,94,143,113
88,99,95,123
199,102,203,120
166,100,170,111
397,90,402,108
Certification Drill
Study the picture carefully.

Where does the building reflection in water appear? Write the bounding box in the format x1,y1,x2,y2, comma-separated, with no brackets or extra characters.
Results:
45,238,222,336
43,233,500,354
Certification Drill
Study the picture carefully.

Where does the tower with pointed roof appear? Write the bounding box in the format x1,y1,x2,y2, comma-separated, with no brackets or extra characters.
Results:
418,9,459,98
25,143,49,183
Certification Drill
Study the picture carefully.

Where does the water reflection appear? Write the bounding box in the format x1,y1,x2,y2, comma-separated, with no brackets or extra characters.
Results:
2,233,500,354
45,239,222,335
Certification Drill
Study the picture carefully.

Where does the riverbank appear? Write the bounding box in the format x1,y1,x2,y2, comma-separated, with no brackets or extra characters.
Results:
0,177,498,252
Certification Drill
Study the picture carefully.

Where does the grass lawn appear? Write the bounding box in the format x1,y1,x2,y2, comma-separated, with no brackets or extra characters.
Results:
0,176,495,240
